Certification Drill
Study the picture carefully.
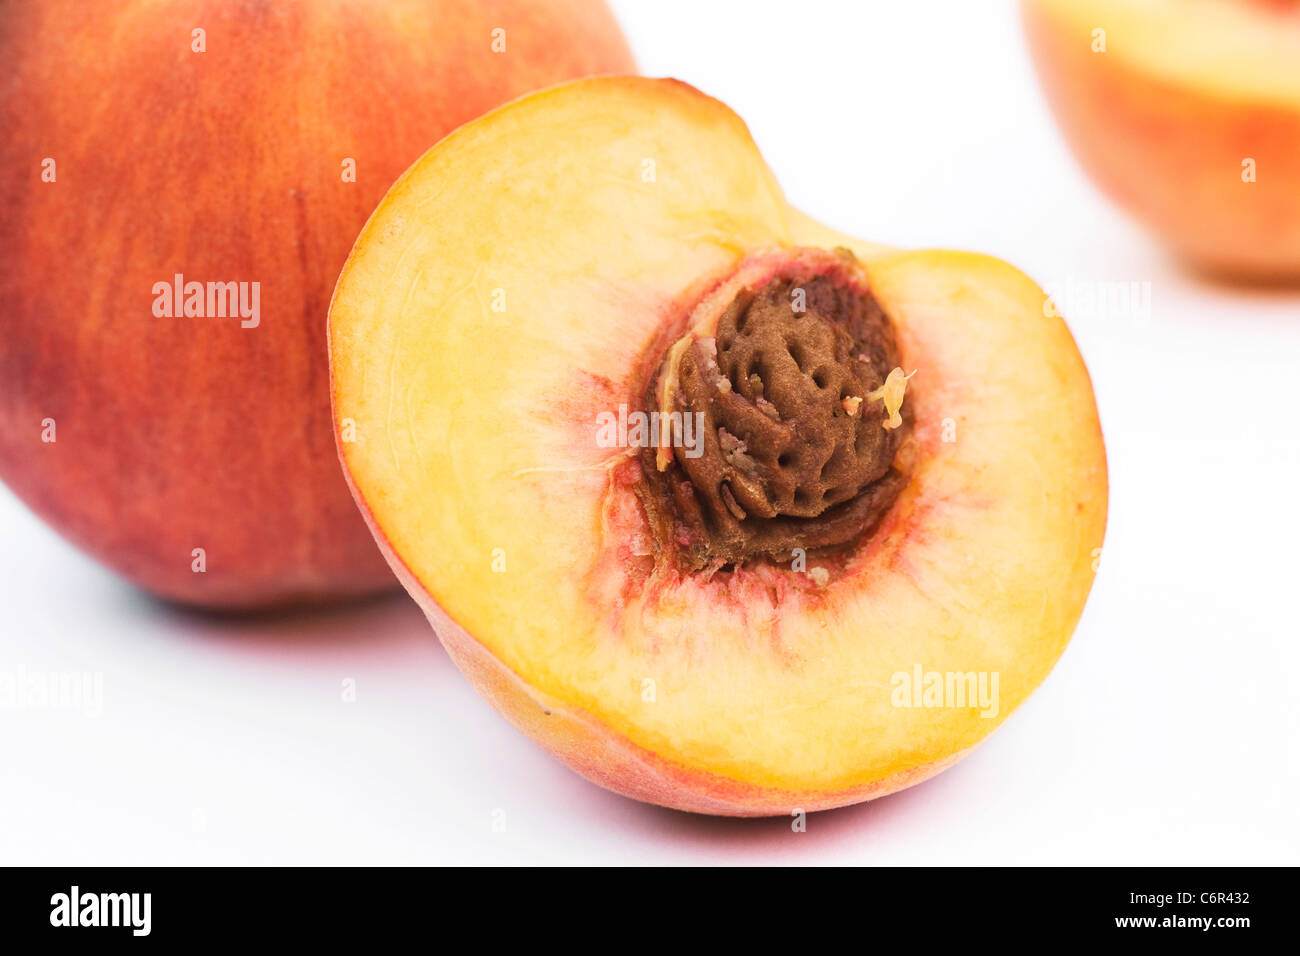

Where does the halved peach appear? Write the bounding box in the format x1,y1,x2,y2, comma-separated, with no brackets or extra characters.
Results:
328,77,1108,815
1023,0,1300,280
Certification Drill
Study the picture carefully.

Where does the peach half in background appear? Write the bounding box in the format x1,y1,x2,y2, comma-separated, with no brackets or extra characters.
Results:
1024,0,1300,280
328,77,1108,815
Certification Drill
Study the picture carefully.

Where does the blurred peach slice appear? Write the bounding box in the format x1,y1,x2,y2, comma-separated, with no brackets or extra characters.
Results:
1023,0,1300,280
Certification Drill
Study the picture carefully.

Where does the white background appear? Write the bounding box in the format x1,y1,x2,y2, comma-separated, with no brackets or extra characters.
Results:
3,0,1298,865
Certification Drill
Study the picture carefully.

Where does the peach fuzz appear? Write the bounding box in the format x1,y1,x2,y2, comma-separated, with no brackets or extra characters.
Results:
328,77,1108,815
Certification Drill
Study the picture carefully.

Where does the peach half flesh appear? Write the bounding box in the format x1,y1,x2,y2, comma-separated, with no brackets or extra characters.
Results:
329,77,1108,815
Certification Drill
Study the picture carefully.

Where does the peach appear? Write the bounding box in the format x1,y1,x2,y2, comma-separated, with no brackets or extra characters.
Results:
1023,0,1300,280
329,77,1108,815
0,0,634,608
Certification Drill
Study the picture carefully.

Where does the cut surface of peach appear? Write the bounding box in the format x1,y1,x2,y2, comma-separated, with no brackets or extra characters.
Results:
329,77,1108,815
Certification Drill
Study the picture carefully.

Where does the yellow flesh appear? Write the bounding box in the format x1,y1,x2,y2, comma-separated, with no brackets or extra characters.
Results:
329,77,1107,791
1029,0,1300,107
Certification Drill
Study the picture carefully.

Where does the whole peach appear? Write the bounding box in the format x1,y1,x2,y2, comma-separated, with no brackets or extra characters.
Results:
0,0,634,607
